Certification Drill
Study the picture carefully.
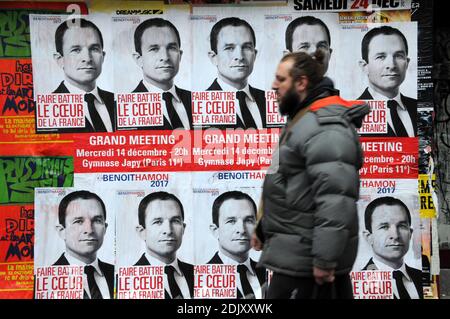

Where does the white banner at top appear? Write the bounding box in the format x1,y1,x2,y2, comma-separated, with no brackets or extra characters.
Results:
287,0,412,12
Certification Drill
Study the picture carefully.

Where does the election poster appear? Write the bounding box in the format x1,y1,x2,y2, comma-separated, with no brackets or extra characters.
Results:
351,180,422,299
192,186,265,299
34,187,115,299
191,6,284,129
115,187,194,299
0,0,436,300
111,8,192,131
30,14,114,133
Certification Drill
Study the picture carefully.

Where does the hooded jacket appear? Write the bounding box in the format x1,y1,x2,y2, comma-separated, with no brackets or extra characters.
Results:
257,78,370,277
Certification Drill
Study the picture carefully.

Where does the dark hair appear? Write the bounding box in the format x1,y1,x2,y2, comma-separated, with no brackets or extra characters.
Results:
281,50,326,90
212,191,256,226
364,196,411,233
138,191,184,227
55,18,104,56
134,18,181,55
361,26,408,63
58,190,106,227
209,17,256,53
285,16,331,52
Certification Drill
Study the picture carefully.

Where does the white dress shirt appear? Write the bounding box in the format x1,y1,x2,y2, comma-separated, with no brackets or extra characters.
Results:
141,80,190,129
371,257,420,299
144,253,191,299
368,87,414,137
63,81,113,132
64,253,111,299
218,252,262,299
217,79,263,129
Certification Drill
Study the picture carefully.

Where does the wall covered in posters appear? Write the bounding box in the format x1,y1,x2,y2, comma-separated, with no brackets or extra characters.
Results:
0,0,436,299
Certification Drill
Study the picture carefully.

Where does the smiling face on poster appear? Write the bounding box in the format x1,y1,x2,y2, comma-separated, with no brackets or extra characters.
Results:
115,189,194,267
34,188,116,267
338,22,417,101
191,7,266,92
263,11,340,91
136,196,185,264
193,188,261,264
353,187,421,272
208,24,257,90
112,10,191,94
29,14,115,133
30,14,114,95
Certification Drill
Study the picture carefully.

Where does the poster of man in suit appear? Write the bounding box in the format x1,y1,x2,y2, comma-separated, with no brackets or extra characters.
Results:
112,9,192,131
351,181,422,299
30,14,115,133
338,22,417,137
115,188,194,299
192,186,265,299
191,7,277,129
262,11,341,90
34,188,115,299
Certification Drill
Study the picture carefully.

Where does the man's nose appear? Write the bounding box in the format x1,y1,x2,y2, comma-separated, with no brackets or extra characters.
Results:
234,220,245,233
272,80,279,91
159,48,169,61
161,220,173,233
233,47,244,60
384,55,397,68
306,45,317,56
80,48,92,62
388,225,400,239
82,220,94,233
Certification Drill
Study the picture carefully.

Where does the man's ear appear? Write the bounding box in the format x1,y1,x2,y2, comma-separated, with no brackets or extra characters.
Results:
208,51,217,66
132,52,143,68
362,230,373,245
359,59,368,75
209,224,219,239
55,224,66,240
136,225,146,240
295,75,308,93
54,52,64,69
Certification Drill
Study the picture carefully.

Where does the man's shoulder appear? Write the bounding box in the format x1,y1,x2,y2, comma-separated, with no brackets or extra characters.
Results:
400,94,417,108
357,88,373,100
52,253,69,266
207,252,223,264
134,253,149,266
132,81,147,93
175,86,191,95
405,264,422,277
53,82,69,94
98,87,114,99
175,86,192,102
98,259,114,272
178,259,194,272
249,85,265,97
206,79,221,91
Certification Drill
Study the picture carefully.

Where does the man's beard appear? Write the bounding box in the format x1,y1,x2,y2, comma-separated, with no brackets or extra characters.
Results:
278,86,301,116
